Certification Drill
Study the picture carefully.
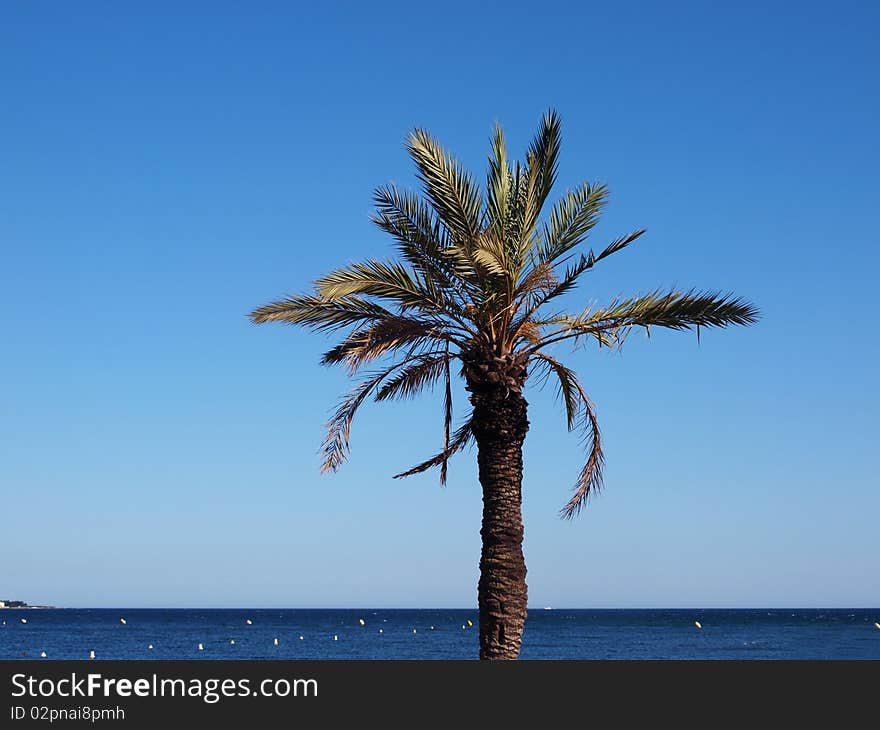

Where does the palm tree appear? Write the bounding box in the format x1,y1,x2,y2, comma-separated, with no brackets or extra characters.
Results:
249,111,758,660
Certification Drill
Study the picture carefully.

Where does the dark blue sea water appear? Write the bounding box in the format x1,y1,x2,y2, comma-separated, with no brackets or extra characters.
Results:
2,609,879,660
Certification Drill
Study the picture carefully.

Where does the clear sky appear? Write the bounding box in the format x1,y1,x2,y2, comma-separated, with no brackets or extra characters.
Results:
2,1,877,608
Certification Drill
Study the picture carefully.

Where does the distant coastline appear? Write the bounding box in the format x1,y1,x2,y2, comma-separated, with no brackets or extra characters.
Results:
0,600,55,610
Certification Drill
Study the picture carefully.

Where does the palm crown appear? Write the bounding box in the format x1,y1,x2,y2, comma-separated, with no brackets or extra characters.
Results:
250,110,758,517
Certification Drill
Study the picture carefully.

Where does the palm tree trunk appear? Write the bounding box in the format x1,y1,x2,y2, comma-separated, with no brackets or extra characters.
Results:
470,383,529,660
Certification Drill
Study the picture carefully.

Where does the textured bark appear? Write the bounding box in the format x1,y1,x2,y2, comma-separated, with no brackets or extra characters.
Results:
469,379,529,660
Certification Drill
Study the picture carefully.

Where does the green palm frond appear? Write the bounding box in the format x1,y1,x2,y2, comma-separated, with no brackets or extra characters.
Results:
509,233,632,341
535,289,760,351
510,159,542,264
537,181,609,265
406,128,483,245
589,229,646,267
372,184,478,304
486,123,512,239
512,228,647,334
501,111,562,269
313,258,467,328
527,109,561,209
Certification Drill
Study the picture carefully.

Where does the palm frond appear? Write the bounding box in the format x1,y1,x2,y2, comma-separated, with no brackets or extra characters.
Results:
510,158,543,266
320,317,447,373
532,353,580,429
536,289,760,351
589,229,646,267
372,184,478,303
249,294,393,331
472,242,510,277
375,353,449,401
441,345,454,484
531,353,604,518
406,128,483,245
560,391,604,519
537,182,609,265
321,361,407,472
393,415,475,480
525,108,561,218
485,123,511,239
514,229,647,329
314,258,451,315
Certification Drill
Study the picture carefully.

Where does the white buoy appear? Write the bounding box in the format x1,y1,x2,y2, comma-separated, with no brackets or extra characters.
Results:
21,618,27,624
273,638,279,646
40,651,47,658
359,618,365,626
379,629,383,634
246,619,252,625
148,645,153,650
430,626,435,630
120,618,127,625
333,635,338,641
299,635,304,640
89,650,95,659
412,629,417,634
198,643,204,651
230,639,235,645
462,625,466,629
694,621,703,629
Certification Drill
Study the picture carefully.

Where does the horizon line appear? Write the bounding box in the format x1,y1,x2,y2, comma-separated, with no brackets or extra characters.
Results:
13,605,880,611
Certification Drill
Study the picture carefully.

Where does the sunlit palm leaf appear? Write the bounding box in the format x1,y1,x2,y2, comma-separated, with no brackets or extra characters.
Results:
486,123,511,239
526,109,561,215
314,259,450,315
372,184,478,303
406,128,483,245
537,289,760,351
537,182,609,265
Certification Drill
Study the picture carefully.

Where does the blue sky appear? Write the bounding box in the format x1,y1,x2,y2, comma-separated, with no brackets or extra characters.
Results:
1,1,877,608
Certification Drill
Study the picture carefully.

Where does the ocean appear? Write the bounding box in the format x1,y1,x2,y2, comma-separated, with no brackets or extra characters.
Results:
2,608,878,660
